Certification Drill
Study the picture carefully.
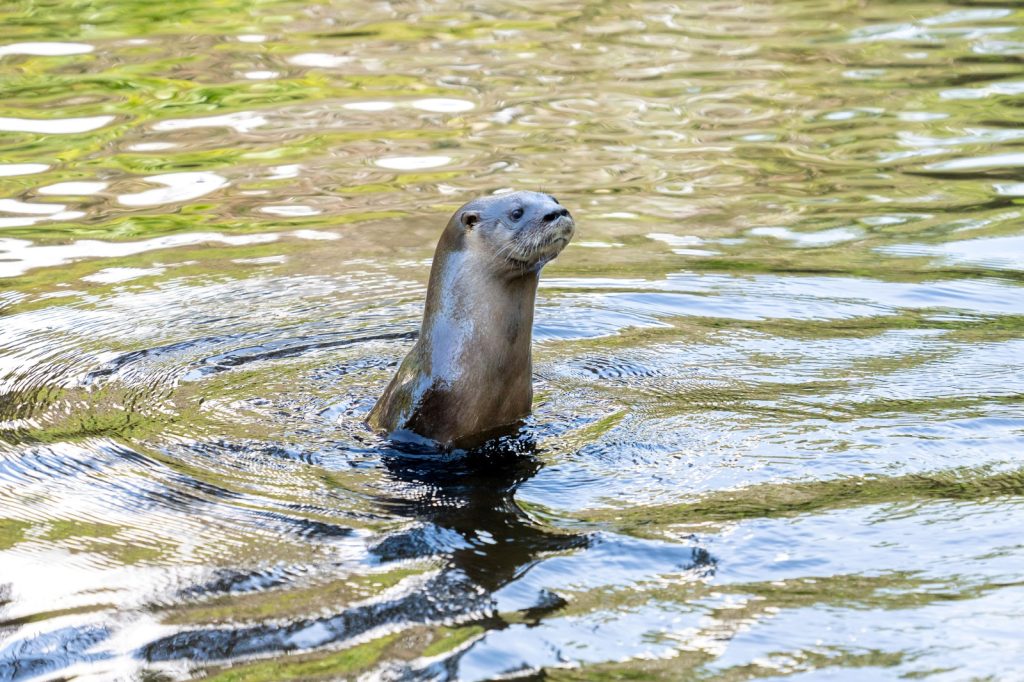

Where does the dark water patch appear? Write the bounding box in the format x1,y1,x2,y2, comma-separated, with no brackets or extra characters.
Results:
575,465,1024,531
81,334,245,385
183,330,416,380
144,570,468,663
179,565,306,602
248,511,354,541
0,624,111,682
568,353,667,381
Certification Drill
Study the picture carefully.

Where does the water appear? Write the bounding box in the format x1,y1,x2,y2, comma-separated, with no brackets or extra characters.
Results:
1,0,1023,679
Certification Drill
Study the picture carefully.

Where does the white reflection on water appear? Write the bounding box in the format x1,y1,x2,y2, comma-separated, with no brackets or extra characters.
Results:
924,152,1024,171
941,80,1024,100
0,199,86,228
0,209,85,229
375,155,452,170
342,101,396,111
291,229,339,241
0,41,94,56
576,241,623,248
0,229,336,278
82,267,168,284
994,183,1024,196
881,235,1024,271
153,112,267,134
0,199,68,214
411,98,475,113
118,172,228,207
37,181,109,196
266,164,301,180
340,98,474,114
648,233,704,247
647,232,718,256
232,255,287,265
0,163,49,176
0,115,114,134
260,205,320,216
748,226,862,246
127,142,177,151
287,52,353,67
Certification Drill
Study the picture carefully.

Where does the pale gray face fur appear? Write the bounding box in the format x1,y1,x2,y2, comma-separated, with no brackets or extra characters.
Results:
455,191,575,275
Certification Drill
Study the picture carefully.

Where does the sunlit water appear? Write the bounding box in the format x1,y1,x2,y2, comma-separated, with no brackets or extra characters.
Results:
1,1,1023,679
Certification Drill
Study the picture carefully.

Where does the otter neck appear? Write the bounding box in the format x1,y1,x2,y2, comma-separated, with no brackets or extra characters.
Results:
420,246,538,389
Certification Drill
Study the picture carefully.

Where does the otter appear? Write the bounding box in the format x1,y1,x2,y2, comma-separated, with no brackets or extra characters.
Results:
368,191,575,450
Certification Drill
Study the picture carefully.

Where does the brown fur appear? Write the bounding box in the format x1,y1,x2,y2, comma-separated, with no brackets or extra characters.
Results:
368,192,573,449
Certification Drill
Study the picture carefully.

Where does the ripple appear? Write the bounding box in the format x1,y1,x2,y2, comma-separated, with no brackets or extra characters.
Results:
748,226,862,246
880,235,1024,271
923,152,1024,172
0,231,277,278
940,80,1024,100
993,183,1024,197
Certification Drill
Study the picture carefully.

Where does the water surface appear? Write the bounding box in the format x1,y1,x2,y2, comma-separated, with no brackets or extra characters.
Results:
2,0,1024,679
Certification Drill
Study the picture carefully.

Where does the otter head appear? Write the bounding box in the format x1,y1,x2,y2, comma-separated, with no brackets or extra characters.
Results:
452,191,575,278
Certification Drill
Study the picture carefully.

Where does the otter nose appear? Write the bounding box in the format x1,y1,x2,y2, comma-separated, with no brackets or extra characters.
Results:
543,207,570,223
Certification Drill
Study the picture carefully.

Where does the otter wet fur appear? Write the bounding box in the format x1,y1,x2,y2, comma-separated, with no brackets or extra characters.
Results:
368,191,575,450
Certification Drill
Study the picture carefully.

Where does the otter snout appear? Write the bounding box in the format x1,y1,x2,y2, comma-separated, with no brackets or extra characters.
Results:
543,207,571,223
549,212,575,243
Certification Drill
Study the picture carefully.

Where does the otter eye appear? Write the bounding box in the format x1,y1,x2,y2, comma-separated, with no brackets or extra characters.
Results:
510,208,524,221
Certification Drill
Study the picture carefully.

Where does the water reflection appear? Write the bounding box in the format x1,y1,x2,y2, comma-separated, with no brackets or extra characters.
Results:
2,0,1024,678
375,440,590,591
142,440,595,671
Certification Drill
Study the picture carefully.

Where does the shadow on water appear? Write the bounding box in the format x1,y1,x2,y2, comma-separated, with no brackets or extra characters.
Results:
374,437,593,591
141,437,596,665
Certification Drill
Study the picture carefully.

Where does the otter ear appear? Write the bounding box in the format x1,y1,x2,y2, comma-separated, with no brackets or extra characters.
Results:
460,211,480,231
